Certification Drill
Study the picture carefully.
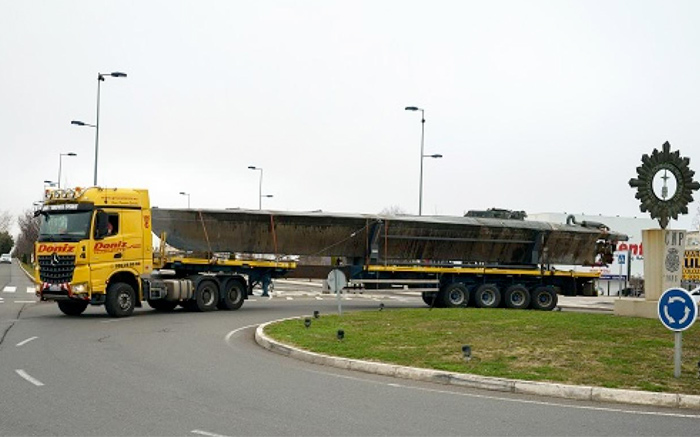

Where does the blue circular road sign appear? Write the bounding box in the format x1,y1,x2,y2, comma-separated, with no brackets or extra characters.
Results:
658,288,698,331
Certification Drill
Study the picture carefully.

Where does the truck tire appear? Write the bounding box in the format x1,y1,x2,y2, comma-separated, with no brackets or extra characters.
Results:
218,280,245,310
194,279,218,312
530,286,558,311
148,299,178,312
474,283,501,308
57,300,89,316
105,282,136,317
504,284,530,310
440,283,469,308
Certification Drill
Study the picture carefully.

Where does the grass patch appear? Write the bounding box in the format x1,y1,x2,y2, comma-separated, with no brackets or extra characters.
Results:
265,308,700,395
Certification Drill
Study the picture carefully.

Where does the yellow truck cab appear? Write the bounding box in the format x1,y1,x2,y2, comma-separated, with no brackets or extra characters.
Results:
35,186,295,317
35,187,154,316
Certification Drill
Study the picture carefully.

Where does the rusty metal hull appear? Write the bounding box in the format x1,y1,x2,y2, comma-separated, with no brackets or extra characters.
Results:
151,208,622,266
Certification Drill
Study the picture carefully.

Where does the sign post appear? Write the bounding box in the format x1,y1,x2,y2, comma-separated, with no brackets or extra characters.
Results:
327,269,347,316
657,287,698,378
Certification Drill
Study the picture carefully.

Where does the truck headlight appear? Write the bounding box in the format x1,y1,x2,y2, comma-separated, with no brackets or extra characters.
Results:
72,283,88,294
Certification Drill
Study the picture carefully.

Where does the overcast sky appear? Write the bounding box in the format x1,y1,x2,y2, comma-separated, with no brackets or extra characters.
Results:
2,0,699,236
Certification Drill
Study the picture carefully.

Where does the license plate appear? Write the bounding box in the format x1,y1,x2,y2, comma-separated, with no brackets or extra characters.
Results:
49,284,61,292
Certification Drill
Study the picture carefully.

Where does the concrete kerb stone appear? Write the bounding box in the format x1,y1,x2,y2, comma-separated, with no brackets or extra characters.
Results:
255,317,700,410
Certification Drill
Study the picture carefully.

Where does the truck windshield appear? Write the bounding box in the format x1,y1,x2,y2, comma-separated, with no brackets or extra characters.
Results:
38,211,93,242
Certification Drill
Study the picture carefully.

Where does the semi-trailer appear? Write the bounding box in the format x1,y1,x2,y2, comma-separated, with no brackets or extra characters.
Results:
34,186,627,317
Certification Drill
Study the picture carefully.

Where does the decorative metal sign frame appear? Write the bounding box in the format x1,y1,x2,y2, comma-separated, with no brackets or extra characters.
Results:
629,141,700,229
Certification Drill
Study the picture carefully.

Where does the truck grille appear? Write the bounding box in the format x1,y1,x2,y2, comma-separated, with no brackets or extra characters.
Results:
38,255,76,284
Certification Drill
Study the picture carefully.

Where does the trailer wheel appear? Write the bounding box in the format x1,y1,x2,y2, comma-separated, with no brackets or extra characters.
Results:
530,286,558,311
474,284,501,308
441,283,469,308
504,284,531,310
105,282,136,317
148,299,178,312
218,280,245,310
57,300,89,316
195,280,219,312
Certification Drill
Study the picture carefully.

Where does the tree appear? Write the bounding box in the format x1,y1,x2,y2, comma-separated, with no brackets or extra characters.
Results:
0,231,13,254
14,209,40,263
0,210,11,233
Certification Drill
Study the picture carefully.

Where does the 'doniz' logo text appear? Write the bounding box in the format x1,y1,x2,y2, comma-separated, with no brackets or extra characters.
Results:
37,244,76,254
94,241,128,254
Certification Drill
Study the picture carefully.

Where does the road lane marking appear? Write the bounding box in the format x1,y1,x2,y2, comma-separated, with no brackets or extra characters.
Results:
224,324,259,343
286,297,293,300
191,430,230,437
15,301,37,304
15,369,44,386
315,296,323,300
305,368,700,419
101,317,134,323
27,286,35,294
16,336,38,347
3,286,16,293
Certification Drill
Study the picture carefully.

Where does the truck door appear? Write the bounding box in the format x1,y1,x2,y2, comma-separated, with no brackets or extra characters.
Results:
90,210,145,293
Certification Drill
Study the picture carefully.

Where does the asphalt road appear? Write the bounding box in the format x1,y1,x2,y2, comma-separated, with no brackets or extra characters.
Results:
1,263,699,436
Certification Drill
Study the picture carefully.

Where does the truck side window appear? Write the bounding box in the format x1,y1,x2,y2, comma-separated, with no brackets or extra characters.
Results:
107,214,119,236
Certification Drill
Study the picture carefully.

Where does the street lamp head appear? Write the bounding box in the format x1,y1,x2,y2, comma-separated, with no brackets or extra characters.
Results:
431,154,443,159
66,152,77,157
71,120,85,126
262,194,274,198
110,72,127,78
179,192,188,196
248,166,258,170
405,106,422,111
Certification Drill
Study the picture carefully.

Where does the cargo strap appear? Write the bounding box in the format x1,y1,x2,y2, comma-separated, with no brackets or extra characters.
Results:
198,210,213,257
270,214,279,261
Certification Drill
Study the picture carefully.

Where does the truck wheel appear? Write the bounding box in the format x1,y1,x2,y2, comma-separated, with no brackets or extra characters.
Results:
474,284,501,308
504,284,530,309
195,280,218,312
440,283,469,308
530,286,558,311
57,300,89,316
148,299,178,312
218,280,245,310
105,282,136,317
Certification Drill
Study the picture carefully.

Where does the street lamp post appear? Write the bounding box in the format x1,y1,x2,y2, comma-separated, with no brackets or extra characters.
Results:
57,152,77,189
248,166,264,210
72,71,127,187
179,191,191,208
405,106,442,215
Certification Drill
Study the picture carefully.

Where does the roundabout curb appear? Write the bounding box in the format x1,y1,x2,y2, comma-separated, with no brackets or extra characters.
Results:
255,318,700,410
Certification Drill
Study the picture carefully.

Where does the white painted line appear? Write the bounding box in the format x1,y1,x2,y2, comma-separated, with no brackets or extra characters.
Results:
27,286,35,294
16,336,38,347
15,300,37,304
15,369,44,387
248,299,257,302
224,324,259,343
315,296,323,300
306,368,700,419
3,286,16,293
191,430,230,437
101,317,133,324
286,297,293,301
